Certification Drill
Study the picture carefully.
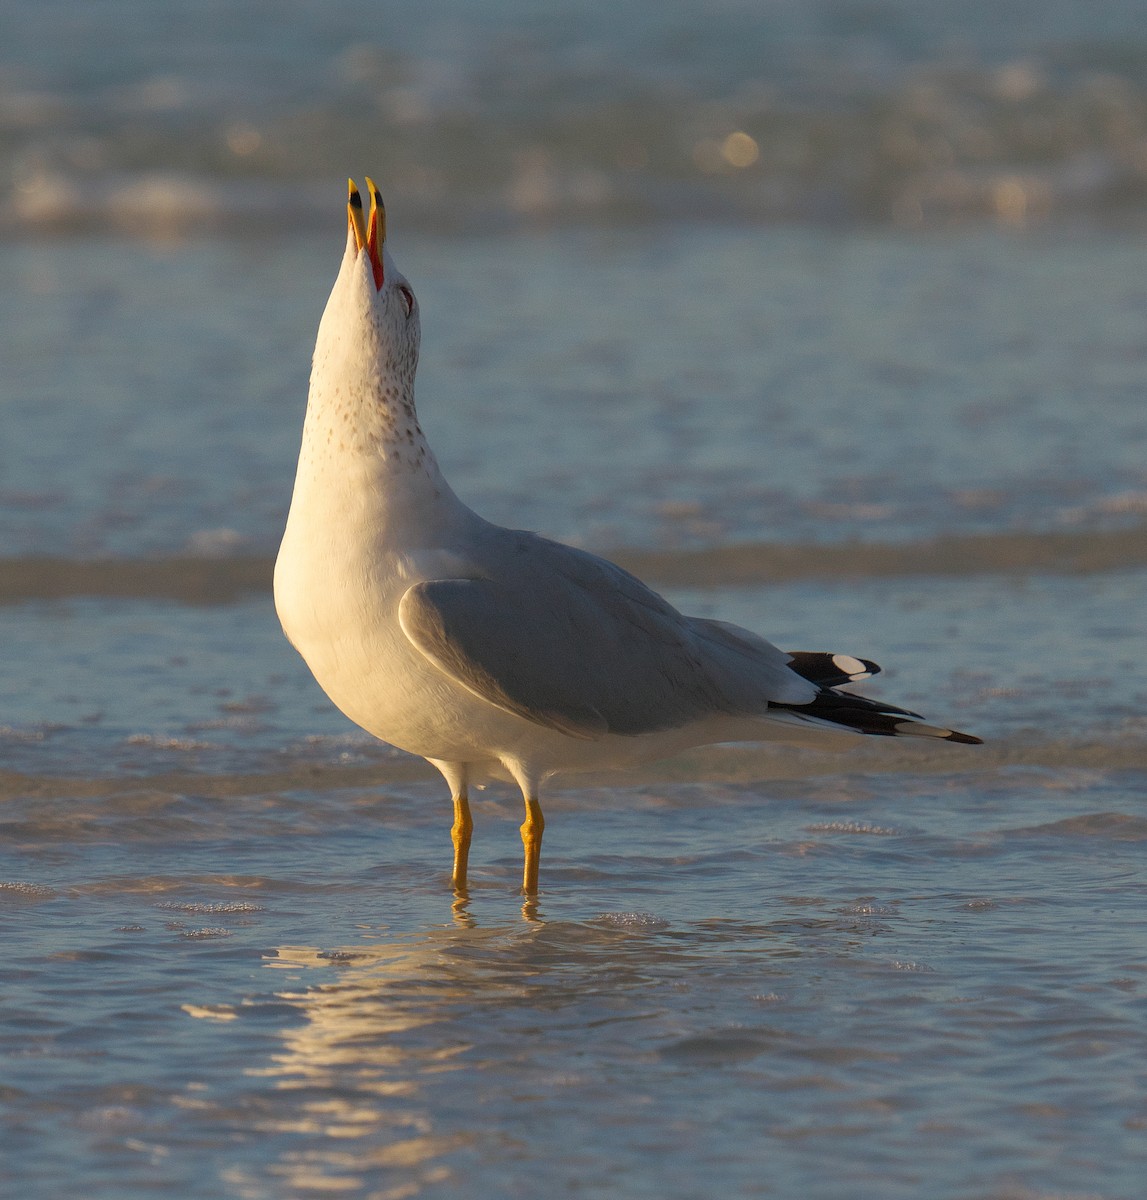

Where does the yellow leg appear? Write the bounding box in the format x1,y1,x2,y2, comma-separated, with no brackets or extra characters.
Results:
451,790,473,893
519,796,545,894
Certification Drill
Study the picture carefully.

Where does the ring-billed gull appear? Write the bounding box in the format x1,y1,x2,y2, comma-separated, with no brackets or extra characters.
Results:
274,179,980,895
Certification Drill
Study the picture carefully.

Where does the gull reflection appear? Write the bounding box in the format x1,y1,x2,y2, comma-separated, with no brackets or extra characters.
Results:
182,908,677,1197
238,923,548,1195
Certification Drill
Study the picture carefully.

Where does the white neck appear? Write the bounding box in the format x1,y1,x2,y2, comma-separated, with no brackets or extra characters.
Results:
285,371,469,552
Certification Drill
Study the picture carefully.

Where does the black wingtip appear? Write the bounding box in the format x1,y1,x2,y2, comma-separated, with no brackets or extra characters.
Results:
773,692,983,744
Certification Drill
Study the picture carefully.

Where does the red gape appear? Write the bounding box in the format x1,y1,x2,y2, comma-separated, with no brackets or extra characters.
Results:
366,180,385,290
366,214,384,289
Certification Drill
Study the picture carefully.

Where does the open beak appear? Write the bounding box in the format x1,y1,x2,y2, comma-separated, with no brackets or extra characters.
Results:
346,177,385,291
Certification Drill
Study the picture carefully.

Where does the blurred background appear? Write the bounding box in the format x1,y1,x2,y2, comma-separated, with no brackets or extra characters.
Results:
7,0,1147,236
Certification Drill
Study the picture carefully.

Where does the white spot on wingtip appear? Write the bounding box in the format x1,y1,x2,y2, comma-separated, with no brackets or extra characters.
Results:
894,721,951,739
832,654,867,678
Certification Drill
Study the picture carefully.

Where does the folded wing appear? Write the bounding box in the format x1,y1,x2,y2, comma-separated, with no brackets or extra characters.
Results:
398,531,815,738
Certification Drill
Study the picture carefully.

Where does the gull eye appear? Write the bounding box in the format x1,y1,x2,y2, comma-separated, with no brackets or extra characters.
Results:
397,285,415,318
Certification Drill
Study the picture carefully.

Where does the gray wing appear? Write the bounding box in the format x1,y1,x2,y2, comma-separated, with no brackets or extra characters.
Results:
398,531,816,738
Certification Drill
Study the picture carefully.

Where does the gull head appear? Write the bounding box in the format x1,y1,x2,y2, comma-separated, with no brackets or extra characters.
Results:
313,178,421,406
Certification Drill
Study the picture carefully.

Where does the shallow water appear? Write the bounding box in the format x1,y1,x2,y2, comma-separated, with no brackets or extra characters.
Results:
2,567,1146,1197
5,755,1147,1199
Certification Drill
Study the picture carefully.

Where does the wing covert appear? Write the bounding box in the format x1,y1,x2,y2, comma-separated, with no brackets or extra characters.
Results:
398,531,815,738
